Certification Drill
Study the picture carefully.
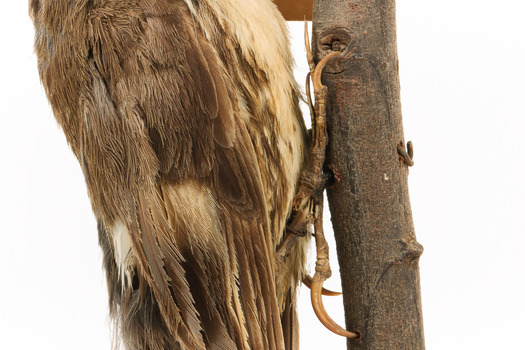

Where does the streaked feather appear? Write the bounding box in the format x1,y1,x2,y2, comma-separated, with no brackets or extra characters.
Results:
30,0,309,348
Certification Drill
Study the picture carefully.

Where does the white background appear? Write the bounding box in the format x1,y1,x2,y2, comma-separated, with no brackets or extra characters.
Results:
1,1,524,349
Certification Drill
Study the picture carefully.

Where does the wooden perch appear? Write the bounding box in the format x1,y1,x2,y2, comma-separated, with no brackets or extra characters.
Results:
274,0,313,20
311,0,426,348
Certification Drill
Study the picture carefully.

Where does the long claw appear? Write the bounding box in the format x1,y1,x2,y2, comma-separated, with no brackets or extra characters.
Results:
302,275,342,296
305,72,315,121
304,20,315,72
312,51,340,92
310,275,360,338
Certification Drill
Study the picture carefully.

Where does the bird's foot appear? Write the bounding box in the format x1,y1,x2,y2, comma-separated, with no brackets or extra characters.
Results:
309,203,359,339
280,22,360,339
302,275,341,296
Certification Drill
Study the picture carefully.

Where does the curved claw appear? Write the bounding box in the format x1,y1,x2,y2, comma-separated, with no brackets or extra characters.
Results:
302,275,342,296
304,20,315,72
312,51,340,92
305,72,315,120
310,275,360,339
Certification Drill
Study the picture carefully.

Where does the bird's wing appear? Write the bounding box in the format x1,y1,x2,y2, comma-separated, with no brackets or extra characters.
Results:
84,2,285,349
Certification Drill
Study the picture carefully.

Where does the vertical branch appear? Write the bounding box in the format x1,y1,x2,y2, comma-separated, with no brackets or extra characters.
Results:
311,0,425,349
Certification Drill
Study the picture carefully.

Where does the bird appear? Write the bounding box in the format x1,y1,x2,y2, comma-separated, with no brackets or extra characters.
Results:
30,0,310,349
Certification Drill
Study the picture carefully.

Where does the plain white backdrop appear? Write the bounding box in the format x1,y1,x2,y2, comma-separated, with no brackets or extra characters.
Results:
1,1,524,349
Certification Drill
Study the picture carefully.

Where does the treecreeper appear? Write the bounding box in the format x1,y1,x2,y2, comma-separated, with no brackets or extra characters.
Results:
29,0,353,348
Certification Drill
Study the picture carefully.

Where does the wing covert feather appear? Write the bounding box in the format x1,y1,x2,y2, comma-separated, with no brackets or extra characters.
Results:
88,2,286,349
32,0,297,348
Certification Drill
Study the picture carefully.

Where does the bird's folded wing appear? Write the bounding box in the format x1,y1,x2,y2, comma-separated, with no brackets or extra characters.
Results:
86,2,285,349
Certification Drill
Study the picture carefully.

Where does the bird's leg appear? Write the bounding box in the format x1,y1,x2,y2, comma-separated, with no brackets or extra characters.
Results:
306,49,359,339
279,23,360,338
277,24,336,261
310,200,359,338
277,196,339,297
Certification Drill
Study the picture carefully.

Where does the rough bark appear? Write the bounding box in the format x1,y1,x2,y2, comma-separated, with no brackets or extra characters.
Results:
311,0,425,349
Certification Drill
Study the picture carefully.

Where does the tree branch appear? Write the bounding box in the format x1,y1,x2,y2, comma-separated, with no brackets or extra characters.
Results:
312,0,425,348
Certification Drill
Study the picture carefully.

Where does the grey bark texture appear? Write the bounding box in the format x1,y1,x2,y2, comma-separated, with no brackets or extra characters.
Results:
311,0,425,349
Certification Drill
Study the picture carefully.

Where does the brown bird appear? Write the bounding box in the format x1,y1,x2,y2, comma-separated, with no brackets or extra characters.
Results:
30,0,310,349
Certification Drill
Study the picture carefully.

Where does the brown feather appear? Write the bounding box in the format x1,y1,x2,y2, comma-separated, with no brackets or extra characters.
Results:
30,0,309,349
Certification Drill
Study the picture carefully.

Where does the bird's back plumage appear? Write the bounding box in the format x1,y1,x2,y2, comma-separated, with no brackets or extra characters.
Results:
30,0,308,349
